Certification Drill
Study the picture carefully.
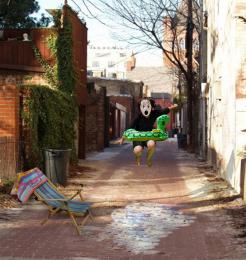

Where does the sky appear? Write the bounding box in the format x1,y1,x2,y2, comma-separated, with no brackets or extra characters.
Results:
37,0,163,67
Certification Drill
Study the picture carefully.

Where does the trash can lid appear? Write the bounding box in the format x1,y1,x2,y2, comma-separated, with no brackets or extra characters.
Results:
43,148,72,152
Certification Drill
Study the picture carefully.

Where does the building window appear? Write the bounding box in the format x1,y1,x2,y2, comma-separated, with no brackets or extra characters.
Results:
87,70,93,76
108,61,115,67
119,53,126,57
108,73,117,78
95,52,110,57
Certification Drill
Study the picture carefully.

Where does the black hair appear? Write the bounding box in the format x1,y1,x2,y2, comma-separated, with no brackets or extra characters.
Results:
149,98,156,108
139,97,156,108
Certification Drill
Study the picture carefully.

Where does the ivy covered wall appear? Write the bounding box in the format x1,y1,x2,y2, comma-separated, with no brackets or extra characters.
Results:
20,5,84,169
20,85,77,169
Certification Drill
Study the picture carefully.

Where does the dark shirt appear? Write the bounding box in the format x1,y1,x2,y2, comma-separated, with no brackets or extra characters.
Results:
130,108,170,131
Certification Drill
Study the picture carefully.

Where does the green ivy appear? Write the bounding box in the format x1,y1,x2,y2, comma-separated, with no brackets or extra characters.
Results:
20,85,77,169
56,15,76,93
22,10,78,169
32,13,76,94
32,41,59,88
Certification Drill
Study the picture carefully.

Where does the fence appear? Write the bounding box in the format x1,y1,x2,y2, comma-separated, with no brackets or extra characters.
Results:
0,136,17,179
0,28,55,71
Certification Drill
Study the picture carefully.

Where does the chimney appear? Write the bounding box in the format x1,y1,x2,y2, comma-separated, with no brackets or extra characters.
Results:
126,52,136,71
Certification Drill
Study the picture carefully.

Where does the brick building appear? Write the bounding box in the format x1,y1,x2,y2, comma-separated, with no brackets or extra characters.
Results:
162,1,200,135
80,84,108,155
0,5,88,177
87,77,143,140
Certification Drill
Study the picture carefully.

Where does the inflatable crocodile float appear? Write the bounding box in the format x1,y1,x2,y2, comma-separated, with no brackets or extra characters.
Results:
123,114,170,141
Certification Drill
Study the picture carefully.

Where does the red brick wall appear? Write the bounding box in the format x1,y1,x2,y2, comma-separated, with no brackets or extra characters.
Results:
0,85,19,137
0,72,50,173
109,96,134,127
0,28,56,71
85,105,97,153
85,86,106,154
96,88,106,151
0,85,19,178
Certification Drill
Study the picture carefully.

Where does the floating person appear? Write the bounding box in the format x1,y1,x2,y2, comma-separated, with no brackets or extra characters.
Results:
118,98,178,167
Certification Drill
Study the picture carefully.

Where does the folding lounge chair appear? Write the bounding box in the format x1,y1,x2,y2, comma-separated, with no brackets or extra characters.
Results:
34,179,93,235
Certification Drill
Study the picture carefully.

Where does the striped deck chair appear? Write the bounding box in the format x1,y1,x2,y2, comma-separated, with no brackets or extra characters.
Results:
34,179,93,235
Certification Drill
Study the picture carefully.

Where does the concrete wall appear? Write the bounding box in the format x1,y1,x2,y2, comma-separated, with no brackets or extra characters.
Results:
204,0,246,193
126,67,176,97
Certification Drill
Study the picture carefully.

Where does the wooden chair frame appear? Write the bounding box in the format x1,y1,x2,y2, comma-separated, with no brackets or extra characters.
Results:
34,179,93,235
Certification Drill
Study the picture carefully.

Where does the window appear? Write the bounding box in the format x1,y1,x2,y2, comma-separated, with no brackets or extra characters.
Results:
119,53,126,57
108,73,117,78
95,53,110,57
108,61,115,67
87,70,93,76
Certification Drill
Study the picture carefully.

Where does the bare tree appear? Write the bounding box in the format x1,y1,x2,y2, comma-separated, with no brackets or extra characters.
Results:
75,0,201,150
80,0,200,79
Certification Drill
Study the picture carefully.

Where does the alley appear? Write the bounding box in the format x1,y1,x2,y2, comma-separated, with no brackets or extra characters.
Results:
0,139,246,259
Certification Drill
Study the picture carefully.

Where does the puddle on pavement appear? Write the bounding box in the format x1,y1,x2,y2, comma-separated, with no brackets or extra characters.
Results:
96,202,196,255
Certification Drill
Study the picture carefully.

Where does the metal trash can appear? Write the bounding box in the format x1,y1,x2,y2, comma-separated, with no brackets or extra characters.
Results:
177,133,187,149
43,149,71,186
172,128,178,136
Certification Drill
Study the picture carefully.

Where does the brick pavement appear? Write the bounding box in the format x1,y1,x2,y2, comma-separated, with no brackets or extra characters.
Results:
0,139,245,259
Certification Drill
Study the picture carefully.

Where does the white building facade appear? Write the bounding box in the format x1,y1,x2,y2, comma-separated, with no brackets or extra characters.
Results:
87,45,135,79
202,0,246,194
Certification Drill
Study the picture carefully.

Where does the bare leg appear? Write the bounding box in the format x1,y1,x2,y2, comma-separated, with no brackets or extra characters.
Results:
147,140,156,167
133,145,143,166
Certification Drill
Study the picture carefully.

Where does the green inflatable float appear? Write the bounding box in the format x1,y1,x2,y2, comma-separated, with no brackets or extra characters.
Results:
123,114,170,141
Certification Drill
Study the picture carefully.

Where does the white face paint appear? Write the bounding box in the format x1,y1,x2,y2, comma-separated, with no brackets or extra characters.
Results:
140,99,152,117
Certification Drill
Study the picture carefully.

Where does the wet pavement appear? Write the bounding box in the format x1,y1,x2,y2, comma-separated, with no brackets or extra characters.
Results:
0,138,246,259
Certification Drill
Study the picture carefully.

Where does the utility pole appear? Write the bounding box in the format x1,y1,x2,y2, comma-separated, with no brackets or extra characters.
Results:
186,0,194,151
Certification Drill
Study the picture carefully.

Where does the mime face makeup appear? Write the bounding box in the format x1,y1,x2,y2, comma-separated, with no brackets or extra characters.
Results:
140,99,152,118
